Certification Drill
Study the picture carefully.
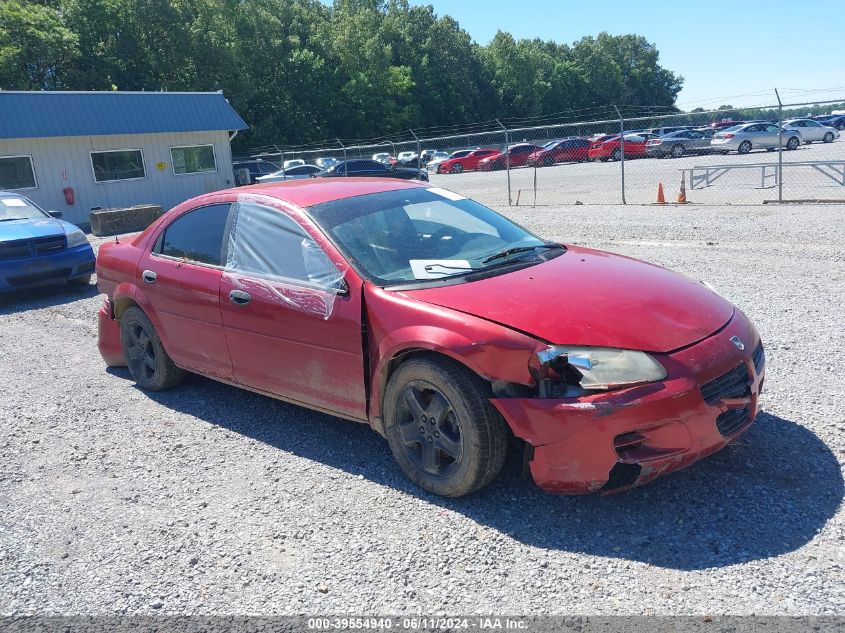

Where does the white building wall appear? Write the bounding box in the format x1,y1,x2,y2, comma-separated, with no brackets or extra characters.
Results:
0,130,236,225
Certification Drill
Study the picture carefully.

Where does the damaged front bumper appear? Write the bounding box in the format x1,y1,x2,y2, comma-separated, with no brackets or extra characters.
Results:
491,315,765,494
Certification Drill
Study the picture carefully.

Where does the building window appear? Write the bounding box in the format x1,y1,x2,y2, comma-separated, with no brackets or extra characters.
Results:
90,149,146,183
0,155,37,190
170,144,217,175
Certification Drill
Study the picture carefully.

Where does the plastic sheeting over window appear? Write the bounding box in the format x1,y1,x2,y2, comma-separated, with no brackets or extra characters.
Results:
224,195,348,320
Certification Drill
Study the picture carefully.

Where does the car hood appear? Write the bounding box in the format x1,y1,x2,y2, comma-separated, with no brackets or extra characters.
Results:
0,218,66,242
400,246,734,353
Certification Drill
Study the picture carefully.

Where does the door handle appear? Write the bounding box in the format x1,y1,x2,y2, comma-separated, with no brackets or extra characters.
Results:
142,270,157,284
229,289,251,306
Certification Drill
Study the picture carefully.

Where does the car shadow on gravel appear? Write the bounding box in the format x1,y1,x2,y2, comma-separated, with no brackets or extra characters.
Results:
0,282,98,314
127,372,843,571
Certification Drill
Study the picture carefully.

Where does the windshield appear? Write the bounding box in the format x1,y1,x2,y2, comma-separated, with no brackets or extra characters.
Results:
0,195,49,221
308,187,561,287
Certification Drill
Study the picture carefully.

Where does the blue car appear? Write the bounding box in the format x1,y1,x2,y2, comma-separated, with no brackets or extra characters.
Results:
0,192,95,293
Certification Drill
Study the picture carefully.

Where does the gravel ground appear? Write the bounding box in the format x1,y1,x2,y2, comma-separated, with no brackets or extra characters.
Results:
0,203,843,616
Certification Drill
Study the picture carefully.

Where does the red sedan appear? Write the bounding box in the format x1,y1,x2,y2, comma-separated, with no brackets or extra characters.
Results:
526,138,591,166
476,143,542,171
587,134,649,161
436,148,498,174
96,179,764,497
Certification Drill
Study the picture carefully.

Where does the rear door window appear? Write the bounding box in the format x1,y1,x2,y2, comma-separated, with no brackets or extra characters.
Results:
156,204,231,266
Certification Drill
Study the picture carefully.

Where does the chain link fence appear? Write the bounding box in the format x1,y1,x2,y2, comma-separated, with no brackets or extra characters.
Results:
237,94,845,206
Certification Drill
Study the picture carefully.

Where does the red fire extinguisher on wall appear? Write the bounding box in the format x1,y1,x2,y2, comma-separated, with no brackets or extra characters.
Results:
63,187,75,206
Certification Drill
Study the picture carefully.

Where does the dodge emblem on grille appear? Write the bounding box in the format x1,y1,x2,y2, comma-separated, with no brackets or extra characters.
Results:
730,336,745,351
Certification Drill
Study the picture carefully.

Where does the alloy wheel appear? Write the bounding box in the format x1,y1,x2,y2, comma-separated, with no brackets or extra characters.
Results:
125,322,157,382
395,383,463,478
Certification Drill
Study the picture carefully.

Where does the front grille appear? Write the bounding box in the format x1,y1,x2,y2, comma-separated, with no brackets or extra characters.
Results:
752,341,765,375
700,363,750,404
0,235,66,261
716,407,750,437
7,268,71,286
32,235,66,255
0,239,32,261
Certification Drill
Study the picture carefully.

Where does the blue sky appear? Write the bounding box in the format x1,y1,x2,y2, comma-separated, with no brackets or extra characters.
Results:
407,0,845,110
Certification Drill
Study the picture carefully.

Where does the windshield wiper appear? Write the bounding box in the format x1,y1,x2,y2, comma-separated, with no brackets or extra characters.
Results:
481,243,561,264
0,217,28,222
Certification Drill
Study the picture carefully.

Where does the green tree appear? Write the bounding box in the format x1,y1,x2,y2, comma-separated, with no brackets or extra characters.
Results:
0,0,80,89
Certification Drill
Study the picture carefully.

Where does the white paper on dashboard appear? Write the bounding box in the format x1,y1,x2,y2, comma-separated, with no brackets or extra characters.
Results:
427,187,466,201
410,259,473,280
1,198,26,207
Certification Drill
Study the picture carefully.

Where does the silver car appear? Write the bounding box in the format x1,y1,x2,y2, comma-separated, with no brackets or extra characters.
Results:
645,129,713,158
710,123,802,154
255,164,322,183
782,118,839,144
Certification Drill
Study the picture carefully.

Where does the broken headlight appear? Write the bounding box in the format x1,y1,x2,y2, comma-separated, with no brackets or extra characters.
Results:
529,346,667,397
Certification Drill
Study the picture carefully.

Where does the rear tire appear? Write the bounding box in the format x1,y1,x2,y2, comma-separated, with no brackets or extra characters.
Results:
738,140,752,154
383,356,508,497
120,306,185,391
671,144,684,158
542,155,555,167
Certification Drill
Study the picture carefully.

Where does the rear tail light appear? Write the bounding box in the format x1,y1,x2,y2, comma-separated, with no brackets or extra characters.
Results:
722,133,735,139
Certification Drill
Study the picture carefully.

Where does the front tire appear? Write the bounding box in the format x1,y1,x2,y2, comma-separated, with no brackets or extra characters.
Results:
542,155,555,167
610,148,622,161
383,356,508,497
786,136,800,150
120,306,185,391
823,132,834,143
738,140,752,154
451,163,463,173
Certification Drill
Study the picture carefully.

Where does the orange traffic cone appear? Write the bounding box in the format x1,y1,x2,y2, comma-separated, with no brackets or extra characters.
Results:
656,182,666,204
676,173,687,203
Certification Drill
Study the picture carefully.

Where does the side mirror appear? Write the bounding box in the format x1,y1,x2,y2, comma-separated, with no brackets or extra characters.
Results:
333,278,350,297
48,210,63,219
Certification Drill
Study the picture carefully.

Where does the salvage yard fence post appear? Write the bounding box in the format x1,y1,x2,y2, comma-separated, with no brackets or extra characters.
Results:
408,129,423,180
496,119,511,205
613,104,626,204
775,88,784,203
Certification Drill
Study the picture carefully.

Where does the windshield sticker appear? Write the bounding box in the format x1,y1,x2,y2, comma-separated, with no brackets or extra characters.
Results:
410,259,472,280
1,198,26,207
427,187,466,201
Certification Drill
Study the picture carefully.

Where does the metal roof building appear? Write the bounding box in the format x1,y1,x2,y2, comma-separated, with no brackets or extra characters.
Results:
0,91,248,225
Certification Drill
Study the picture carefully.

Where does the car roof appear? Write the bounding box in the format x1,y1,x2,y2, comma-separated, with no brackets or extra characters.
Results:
220,177,429,208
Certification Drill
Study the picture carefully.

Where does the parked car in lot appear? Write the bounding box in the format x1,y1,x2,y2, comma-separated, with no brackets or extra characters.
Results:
424,151,450,171
256,164,323,183
645,129,714,158
436,148,498,173
477,144,542,171
317,159,427,181
396,151,417,163
0,192,95,292
588,134,649,161
283,159,305,169
710,120,744,130
710,123,802,154
233,159,280,184
526,138,591,166
644,126,693,137
372,153,395,165
782,118,839,144
812,115,845,131
315,157,340,170
95,178,765,497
